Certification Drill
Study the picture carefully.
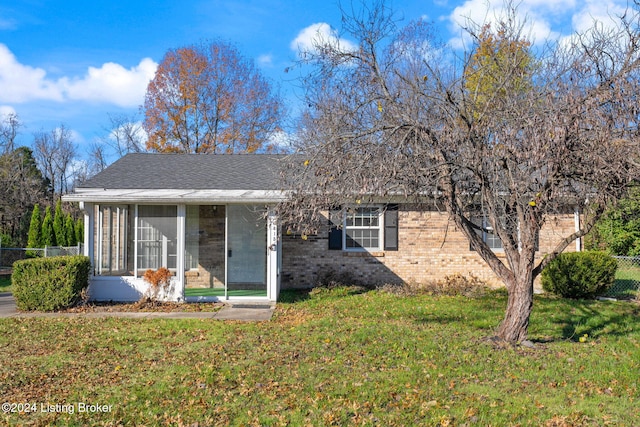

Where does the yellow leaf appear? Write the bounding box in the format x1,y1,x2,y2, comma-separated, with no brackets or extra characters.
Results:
529,201,536,207
377,101,383,112
303,159,310,167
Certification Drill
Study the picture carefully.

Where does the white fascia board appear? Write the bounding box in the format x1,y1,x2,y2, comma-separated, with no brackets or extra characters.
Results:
63,188,289,204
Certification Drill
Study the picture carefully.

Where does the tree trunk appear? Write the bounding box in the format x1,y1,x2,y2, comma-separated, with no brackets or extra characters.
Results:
495,273,534,344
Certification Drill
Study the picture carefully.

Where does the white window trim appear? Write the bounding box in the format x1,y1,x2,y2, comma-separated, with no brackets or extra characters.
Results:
482,220,503,252
342,205,384,252
472,215,503,252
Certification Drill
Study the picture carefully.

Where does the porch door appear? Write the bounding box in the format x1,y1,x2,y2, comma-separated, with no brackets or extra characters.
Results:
227,205,267,295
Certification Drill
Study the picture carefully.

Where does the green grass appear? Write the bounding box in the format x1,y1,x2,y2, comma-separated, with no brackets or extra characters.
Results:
0,275,10,293
1,287,639,426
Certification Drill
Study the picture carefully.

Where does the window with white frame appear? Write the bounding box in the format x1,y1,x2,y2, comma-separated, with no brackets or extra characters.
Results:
344,206,383,250
473,216,503,251
328,205,398,252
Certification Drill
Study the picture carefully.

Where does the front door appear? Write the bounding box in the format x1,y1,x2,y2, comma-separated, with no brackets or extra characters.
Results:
226,205,267,296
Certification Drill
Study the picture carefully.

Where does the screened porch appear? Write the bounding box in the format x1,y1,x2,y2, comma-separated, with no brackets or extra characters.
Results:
86,202,279,302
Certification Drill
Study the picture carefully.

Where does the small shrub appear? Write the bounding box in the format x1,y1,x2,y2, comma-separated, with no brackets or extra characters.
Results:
12,255,90,311
381,273,490,297
138,267,173,305
315,269,359,288
541,251,617,299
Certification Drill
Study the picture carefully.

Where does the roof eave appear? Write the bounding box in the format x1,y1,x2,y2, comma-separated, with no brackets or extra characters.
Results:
62,188,289,204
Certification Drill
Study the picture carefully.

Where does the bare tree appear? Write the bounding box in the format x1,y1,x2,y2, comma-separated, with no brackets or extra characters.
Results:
280,1,640,344
0,113,20,155
102,113,146,157
88,141,108,174
33,124,77,201
78,114,147,183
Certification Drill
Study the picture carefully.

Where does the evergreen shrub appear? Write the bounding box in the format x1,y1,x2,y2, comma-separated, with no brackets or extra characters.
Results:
541,251,617,299
12,255,90,311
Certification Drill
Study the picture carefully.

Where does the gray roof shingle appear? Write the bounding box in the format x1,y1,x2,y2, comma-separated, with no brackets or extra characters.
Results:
79,153,289,191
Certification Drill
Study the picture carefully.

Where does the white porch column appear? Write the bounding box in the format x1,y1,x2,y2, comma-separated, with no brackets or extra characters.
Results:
82,202,95,273
267,209,280,301
175,204,186,302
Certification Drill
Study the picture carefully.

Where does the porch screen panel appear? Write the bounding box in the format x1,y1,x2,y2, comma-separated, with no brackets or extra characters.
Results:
184,205,227,296
96,205,131,276
137,205,178,273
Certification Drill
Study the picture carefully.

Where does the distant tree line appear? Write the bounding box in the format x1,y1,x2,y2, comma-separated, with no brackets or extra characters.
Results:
0,114,83,248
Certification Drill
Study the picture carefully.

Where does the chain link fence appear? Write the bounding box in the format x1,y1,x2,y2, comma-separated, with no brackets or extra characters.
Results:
0,245,83,271
601,256,640,299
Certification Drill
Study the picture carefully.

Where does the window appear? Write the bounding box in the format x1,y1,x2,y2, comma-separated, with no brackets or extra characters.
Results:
345,207,382,250
328,205,398,251
137,205,177,273
95,204,132,276
473,216,503,251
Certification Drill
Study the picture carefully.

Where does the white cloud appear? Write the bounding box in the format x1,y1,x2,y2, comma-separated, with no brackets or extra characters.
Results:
0,105,16,118
61,58,157,107
445,0,630,49
291,23,357,57
257,54,274,67
0,43,157,107
447,0,559,48
571,0,627,33
68,128,84,144
268,129,292,151
0,44,64,103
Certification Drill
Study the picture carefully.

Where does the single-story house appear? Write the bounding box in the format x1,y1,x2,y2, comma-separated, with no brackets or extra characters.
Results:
64,153,581,302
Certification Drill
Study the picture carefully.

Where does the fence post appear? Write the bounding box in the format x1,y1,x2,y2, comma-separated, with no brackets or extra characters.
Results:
44,245,47,257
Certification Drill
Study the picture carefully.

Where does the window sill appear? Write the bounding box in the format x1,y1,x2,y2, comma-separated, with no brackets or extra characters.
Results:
343,251,385,257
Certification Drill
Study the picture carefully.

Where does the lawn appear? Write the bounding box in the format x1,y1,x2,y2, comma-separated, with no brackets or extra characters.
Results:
1,287,639,426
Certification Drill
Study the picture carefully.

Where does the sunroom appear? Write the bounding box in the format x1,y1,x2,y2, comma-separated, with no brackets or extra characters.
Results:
63,154,287,302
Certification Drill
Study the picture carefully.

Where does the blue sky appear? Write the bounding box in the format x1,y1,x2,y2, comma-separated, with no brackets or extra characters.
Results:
0,0,631,159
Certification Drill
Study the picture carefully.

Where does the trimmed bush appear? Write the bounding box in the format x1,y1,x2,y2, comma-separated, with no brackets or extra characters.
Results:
541,251,617,299
12,255,91,311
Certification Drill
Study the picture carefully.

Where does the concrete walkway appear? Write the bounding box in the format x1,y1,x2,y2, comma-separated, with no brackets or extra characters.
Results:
0,293,274,321
0,293,18,317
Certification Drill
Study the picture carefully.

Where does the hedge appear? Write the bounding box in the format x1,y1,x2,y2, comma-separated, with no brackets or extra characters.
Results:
12,255,91,311
541,251,617,299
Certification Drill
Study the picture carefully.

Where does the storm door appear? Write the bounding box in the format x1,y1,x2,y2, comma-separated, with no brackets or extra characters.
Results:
226,205,267,296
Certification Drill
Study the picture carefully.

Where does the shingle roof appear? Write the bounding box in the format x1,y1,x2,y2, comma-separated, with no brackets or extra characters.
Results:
79,153,289,191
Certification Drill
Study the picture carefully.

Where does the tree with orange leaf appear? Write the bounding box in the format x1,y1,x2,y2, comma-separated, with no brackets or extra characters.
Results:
143,41,284,153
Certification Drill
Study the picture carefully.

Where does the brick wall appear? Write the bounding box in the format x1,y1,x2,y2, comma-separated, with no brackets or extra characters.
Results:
280,206,578,289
